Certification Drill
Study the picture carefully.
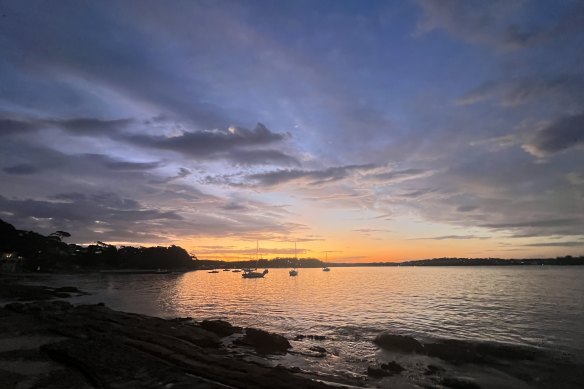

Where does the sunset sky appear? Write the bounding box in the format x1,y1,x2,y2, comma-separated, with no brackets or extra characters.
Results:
1,0,583,261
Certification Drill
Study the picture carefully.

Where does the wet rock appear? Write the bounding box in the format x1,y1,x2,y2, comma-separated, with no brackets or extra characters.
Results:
425,341,475,364
294,334,326,341
309,346,327,354
236,328,291,354
380,361,405,374
200,319,241,337
425,364,445,375
475,342,537,362
367,365,391,378
51,300,73,310
367,361,405,378
441,377,481,389
4,302,26,313
171,316,193,322
424,339,538,365
53,286,82,294
374,333,424,353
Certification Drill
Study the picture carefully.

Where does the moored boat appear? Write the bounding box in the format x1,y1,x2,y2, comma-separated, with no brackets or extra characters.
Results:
242,268,268,278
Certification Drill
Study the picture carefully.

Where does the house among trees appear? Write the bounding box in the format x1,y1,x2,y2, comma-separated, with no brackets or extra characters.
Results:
1,252,24,273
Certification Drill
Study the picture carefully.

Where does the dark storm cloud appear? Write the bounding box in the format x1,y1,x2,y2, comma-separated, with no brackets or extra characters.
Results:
522,113,584,158
124,123,298,166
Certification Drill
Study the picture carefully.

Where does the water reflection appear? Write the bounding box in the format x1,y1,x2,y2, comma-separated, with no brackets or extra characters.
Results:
44,266,584,358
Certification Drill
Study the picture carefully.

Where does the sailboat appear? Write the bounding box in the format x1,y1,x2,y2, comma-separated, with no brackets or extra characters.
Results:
323,251,331,271
242,241,268,279
289,242,298,276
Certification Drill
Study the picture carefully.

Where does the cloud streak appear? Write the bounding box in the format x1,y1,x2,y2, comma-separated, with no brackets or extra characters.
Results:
522,113,584,158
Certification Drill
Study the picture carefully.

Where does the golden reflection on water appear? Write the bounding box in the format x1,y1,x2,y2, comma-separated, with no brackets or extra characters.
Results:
157,266,584,353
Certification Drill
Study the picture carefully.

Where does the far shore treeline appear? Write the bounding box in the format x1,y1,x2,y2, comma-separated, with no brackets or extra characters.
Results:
1,219,582,273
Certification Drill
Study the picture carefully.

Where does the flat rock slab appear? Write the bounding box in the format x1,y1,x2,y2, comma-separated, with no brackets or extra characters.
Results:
0,301,331,389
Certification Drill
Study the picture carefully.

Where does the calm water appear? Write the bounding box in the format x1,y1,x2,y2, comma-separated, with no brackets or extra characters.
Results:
34,266,584,382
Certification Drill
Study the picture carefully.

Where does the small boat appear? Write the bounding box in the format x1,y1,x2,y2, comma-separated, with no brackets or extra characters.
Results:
242,268,268,278
242,241,268,278
223,269,231,272
289,242,299,276
232,269,241,273
322,251,331,271
208,270,219,273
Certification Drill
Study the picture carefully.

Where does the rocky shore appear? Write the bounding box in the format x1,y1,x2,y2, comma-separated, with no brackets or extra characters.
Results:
0,279,337,389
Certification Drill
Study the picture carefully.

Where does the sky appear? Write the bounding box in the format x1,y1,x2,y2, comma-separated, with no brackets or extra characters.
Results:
0,0,583,262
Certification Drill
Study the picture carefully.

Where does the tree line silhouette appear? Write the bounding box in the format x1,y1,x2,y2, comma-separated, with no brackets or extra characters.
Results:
0,219,194,272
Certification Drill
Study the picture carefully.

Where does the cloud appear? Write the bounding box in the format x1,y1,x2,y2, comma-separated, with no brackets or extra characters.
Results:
0,116,133,137
352,228,391,236
1,147,161,176
414,0,525,49
229,149,300,166
2,164,40,175
458,76,584,107
125,123,298,166
457,205,478,212
0,193,182,243
414,0,584,50
365,168,432,184
0,2,235,129
241,164,377,188
481,218,582,230
151,167,192,184
52,118,134,136
523,241,584,247
83,154,161,171
409,235,490,240
522,113,584,158
0,118,40,136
